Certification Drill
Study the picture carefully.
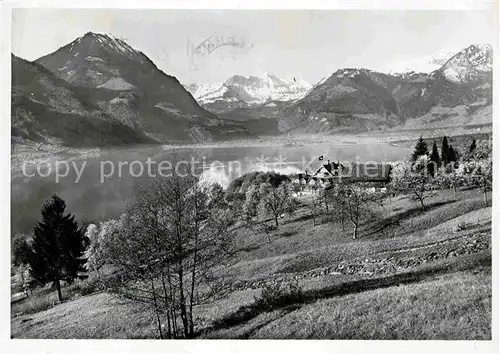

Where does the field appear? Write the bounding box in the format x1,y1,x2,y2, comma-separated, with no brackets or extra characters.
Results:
11,186,492,339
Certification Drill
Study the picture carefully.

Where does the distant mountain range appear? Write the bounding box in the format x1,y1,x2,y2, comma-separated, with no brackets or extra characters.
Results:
11,35,492,146
279,44,492,134
184,73,312,114
186,44,492,135
12,32,250,146
375,47,461,75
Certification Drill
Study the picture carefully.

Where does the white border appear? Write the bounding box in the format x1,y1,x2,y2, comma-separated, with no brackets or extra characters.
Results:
0,1,498,353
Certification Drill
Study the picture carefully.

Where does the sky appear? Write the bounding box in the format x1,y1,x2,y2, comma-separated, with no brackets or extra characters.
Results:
11,9,497,85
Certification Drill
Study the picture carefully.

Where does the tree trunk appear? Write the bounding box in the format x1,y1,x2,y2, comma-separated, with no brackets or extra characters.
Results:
483,189,488,204
352,222,358,240
160,273,172,339
166,269,178,337
177,260,189,338
274,215,279,227
55,278,63,302
419,197,426,210
189,220,200,338
416,192,426,210
150,278,164,340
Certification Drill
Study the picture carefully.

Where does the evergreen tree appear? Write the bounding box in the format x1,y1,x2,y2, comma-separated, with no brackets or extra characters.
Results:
448,145,458,163
428,141,441,177
411,136,429,162
469,138,477,153
441,136,451,165
28,195,87,301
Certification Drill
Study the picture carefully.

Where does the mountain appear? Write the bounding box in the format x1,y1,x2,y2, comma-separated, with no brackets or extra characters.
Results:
376,47,461,75
11,55,154,146
278,69,402,133
279,44,492,134
31,32,250,143
185,73,312,114
438,44,492,84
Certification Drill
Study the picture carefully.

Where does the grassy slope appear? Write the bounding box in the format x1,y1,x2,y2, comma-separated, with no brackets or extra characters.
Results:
11,188,492,339
226,188,490,280
207,269,491,339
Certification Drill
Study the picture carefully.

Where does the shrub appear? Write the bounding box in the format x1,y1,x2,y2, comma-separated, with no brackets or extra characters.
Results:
255,280,304,311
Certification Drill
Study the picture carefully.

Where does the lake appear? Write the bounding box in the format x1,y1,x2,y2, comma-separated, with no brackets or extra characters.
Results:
11,141,412,235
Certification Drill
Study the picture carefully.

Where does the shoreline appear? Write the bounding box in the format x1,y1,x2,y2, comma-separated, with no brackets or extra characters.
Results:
11,128,490,173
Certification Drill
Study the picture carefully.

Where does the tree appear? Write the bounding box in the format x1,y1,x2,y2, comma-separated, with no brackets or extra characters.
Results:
464,158,492,204
469,138,477,153
84,219,122,276
331,183,382,239
390,157,437,210
440,136,458,166
12,234,35,297
462,139,493,204
28,195,87,301
258,182,297,227
308,192,323,227
428,141,441,177
411,136,429,162
437,163,466,196
448,145,458,163
106,176,235,339
12,234,32,267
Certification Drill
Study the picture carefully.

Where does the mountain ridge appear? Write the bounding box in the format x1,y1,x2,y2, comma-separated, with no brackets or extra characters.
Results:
185,73,312,114
186,44,492,135
12,32,252,145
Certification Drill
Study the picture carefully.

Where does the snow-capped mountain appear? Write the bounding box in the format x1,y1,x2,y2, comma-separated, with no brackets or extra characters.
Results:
439,44,492,84
185,73,312,113
376,47,461,75
279,44,492,134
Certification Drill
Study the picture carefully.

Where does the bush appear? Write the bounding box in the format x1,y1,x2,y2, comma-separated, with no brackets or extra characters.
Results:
255,280,304,311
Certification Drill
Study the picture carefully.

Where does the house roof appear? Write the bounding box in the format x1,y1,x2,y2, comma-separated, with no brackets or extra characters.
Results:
314,161,345,176
302,162,392,183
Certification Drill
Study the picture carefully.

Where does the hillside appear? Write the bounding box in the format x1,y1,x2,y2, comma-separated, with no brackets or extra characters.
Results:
11,55,154,146
184,44,492,136
28,32,250,143
11,188,492,339
278,44,492,134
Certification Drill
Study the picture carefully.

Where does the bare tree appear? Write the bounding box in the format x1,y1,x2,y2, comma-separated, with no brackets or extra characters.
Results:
390,156,437,210
463,140,493,205
258,182,297,227
105,175,235,339
308,192,323,227
331,183,382,239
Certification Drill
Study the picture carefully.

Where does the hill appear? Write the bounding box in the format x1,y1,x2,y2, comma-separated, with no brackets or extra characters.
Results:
21,32,250,144
11,55,154,146
278,44,492,134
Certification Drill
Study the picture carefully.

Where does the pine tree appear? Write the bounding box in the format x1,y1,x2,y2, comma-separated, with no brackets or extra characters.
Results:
469,138,477,153
28,195,87,301
441,136,450,165
411,136,429,162
428,141,441,177
448,145,458,163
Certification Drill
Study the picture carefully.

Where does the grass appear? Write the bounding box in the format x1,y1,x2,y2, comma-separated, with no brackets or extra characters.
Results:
11,278,102,316
11,293,157,339
225,188,490,280
205,268,491,339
